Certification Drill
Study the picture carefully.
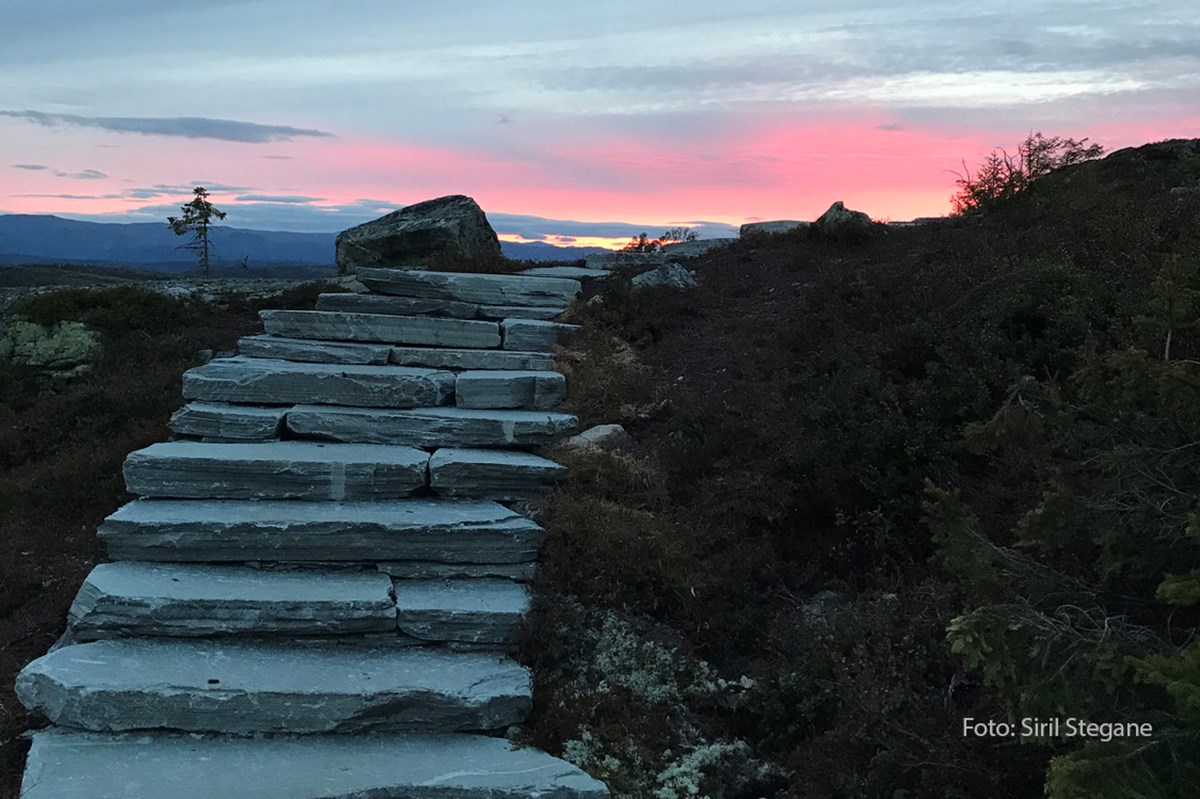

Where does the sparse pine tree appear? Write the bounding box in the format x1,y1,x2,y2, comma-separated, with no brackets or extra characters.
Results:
168,187,227,275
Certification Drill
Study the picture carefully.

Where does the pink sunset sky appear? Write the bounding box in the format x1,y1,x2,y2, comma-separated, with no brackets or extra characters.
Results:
2,1,1197,249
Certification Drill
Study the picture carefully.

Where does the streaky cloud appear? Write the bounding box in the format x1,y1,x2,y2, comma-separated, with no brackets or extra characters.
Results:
55,168,108,179
0,110,335,143
12,163,48,170
235,194,325,204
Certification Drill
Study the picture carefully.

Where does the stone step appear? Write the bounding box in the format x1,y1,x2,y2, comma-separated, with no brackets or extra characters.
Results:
430,448,565,500
183,357,455,408
261,309,501,348
392,578,529,645
456,370,566,410
169,402,287,441
99,498,544,563
20,729,610,799
316,291,567,321
359,268,581,308
124,441,429,500
518,265,610,279
502,319,581,351
287,405,578,447
391,345,556,371
379,560,537,581
238,334,394,365
68,562,397,640
16,640,531,734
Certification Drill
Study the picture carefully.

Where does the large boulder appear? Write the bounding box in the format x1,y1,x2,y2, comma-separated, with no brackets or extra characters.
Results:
813,201,882,242
335,195,501,275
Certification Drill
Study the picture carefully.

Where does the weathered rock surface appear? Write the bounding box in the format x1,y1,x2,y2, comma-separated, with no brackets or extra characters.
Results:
182,357,455,408
563,423,631,451
286,405,578,447
68,562,396,639
501,319,580,351
631,263,698,289
261,310,501,349
661,238,736,257
20,729,611,799
169,403,286,441
123,441,429,500
456,370,566,410
583,251,670,270
814,200,881,241
99,499,544,563
335,195,501,275
739,220,810,236
16,640,531,734
238,335,393,365
378,561,538,581
391,345,556,371
359,269,581,308
518,266,611,279
316,292,566,321
392,579,529,644
429,448,565,500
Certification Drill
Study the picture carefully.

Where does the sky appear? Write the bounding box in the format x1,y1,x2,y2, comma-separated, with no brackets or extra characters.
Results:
1,1,1197,249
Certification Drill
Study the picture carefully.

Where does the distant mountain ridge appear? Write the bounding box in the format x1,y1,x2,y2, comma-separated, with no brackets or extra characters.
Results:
0,214,607,270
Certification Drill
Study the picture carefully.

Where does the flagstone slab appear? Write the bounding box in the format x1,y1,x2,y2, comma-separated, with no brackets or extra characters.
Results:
20,729,611,799
359,268,581,308
183,357,454,408
99,499,544,563
456,370,566,410
518,266,610,279
429,448,565,500
502,319,581,352
391,345,556,371
68,562,397,640
238,335,393,365
123,441,429,500
316,292,567,321
261,310,500,348
378,561,538,581
169,403,286,441
391,579,529,644
16,640,531,734
286,405,578,447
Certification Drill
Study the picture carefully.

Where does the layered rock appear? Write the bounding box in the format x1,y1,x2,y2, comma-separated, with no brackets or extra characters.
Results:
456,370,566,410
392,579,529,644
316,292,566,321
501,319,580,351
169,403,287,441
123,441,430,500
335,195,501,275
182,357,455,408
286,405,578,447
237,335,394,365
260,310,501,349
429,448,565,500
359,269,581,308
391,345,555,371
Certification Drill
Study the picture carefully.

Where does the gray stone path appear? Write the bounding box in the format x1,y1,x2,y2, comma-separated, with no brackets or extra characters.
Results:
15,268,609,797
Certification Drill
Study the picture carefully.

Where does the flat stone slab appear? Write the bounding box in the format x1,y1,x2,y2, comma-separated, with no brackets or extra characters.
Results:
502,319,580,352
261,310,501,348
69,562,396,640
584,251,670,270
287,405,578,447
359,268,581,308
238,335,393,365
183,357,455,408
16,640,531,734
20,729,610,799
99,499,544,563
456,370,566,410
124,441,429,500
392,345,556,371
316,292,566,321
518,266,610,279
379,561,537,581
170,403,286,441
392,579,529,644
430,448,565,500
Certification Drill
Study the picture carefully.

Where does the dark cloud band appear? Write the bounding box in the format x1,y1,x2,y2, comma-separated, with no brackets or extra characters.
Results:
0,110,334,143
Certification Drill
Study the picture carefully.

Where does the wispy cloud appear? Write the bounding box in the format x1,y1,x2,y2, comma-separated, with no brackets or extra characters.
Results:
0,110,335,143
235,194,325,204
56,168,108,179
12,163,48,170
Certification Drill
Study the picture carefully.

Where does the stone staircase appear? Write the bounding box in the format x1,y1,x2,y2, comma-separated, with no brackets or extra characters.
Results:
14,269,610,799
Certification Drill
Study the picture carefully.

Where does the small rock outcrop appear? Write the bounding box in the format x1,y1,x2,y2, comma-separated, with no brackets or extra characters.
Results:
335,195,502,275
632,264,698,290
563,424,631,451
814,201,882,242
739,220,810,237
